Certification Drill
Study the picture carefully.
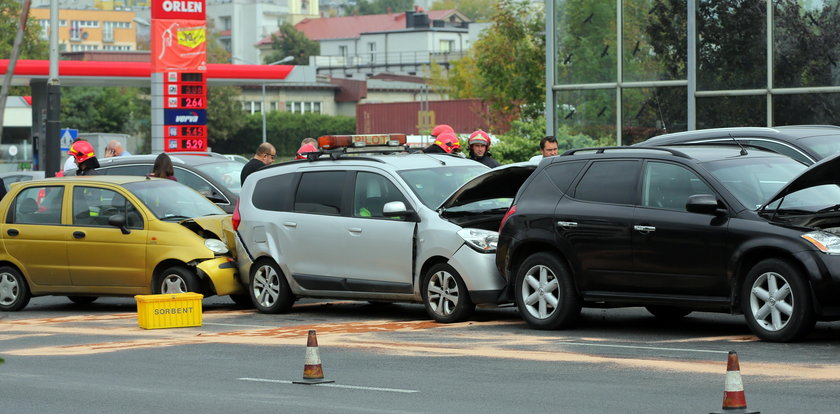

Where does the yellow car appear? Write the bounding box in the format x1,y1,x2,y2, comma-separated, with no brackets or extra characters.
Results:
0,175,245,311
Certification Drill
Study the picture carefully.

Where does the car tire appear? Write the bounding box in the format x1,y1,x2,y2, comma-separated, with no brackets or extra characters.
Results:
514,252,581,330
0,266,31,311
249,259,294,314
421,263,475,323
67,296,98,305
157,266,201,294
645,305,692,320
741,259,815,342
229,294,253,308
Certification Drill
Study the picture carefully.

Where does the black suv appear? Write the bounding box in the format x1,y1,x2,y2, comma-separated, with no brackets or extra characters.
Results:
496,145,840,342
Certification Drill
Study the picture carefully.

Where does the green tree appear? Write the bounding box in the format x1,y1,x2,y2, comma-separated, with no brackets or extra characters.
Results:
264,22,320,65
0,0,49,60
493,116,610,163
430,0,498,21
215,112,356,158
447,0,545,130
60,87,143,133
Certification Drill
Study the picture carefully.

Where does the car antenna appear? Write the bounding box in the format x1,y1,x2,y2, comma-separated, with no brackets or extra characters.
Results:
729,134,748,156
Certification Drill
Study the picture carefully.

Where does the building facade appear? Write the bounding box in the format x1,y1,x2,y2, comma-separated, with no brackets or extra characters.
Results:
546,0,840,145
30,7,138,52
206,0,320,65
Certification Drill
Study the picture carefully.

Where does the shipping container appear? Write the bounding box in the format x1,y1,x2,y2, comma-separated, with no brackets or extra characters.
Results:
356,99,494,138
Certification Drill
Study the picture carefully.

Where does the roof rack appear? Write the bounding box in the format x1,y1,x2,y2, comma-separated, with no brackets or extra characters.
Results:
562,146,691,159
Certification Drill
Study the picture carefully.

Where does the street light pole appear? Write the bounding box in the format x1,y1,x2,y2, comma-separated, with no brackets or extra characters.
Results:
231,55,294,144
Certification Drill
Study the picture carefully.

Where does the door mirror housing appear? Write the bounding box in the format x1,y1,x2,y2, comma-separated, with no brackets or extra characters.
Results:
686,194,720,215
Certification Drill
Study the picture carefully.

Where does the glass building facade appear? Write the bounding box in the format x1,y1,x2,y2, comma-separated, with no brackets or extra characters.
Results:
546,0,840,145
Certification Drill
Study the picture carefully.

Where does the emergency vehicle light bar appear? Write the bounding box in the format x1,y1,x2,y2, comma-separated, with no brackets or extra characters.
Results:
318,134,407,149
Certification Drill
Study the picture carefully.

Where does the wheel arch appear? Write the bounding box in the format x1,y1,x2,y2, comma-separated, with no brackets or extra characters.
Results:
731,247,813,312
152,259,210,294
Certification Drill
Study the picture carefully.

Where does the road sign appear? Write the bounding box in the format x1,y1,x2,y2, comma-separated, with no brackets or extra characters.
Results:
60,128,78,151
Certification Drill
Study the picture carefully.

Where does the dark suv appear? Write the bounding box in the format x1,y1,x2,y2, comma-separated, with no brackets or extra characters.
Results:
496,146,840,342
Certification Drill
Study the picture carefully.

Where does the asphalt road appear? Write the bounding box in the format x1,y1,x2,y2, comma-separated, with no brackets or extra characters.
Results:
1,295,838,413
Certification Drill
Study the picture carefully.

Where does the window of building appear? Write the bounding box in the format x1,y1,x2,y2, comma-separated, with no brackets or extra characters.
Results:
38,20,49,40
103,45,131,51
242,101,262,114
70,44,99,51
368,42,376,63
339,45,348,57
439,39,454,53
285,101,323,114
219,16,231,31
103,22,115,43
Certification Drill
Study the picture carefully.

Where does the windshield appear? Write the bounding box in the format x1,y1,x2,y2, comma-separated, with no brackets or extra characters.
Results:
195,161,243,195
399,165,489,209
124,179,226,220
703,156,807,210
797,134,840,160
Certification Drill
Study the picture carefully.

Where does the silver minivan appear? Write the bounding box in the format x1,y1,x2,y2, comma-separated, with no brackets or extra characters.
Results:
233,149,534,322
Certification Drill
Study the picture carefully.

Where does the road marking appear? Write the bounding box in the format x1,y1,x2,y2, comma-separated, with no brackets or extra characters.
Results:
238,377,419,393
559,341,730,354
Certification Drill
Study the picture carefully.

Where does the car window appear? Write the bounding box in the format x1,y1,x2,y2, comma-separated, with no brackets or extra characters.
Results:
742,140,812,165
73,186,143,228
398,165,488,209
294,171,345,215
797,134,840,160
353,172,407,218
174,168,228,203
704,157,806,209
544,161,586,193
194,161,243,195
573,160,640,205
253,173,296,211
100,164,152,176
10,186,64,225
642,162,713,211
123,179,225,220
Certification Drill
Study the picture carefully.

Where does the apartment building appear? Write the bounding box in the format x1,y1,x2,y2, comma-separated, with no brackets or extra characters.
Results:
30,7,138,52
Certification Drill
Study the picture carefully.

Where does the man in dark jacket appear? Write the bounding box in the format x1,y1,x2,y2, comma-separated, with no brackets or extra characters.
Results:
467,129,500,168
241,142,276,185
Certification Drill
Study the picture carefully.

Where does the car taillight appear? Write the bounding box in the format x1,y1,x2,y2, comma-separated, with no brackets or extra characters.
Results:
499,204,516,232
232,199,241,231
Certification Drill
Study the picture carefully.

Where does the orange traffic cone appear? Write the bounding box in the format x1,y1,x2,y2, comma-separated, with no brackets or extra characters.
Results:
710,351,759,413
292,330,334,385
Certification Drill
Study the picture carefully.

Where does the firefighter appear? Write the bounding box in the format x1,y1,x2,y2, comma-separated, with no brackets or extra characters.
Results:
423,132,461,154
67,140,100,176
467,129,500,168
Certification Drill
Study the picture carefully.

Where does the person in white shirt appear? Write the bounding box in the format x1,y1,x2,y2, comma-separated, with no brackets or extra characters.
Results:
529,135,560,163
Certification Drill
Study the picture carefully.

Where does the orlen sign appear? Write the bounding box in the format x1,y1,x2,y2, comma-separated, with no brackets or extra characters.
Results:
152,0,205,20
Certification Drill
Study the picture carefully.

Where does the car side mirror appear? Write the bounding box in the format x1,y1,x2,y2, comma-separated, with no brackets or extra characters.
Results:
108,214,131,234
686,194,720,215
383,201,418,221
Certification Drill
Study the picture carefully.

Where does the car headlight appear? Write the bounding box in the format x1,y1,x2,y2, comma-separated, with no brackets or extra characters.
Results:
457,228,498,253
204,238,229,254
802,231,840,254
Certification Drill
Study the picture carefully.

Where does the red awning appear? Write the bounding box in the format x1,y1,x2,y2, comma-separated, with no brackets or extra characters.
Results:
0,59,294,87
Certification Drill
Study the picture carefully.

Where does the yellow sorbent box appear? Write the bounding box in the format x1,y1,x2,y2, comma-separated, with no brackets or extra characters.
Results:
135,293,203,329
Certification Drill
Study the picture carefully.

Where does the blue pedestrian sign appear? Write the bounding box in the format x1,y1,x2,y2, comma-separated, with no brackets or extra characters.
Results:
60,128,78,152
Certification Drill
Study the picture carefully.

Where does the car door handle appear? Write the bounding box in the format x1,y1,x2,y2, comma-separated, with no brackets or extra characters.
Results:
556,221,578,229
634,225,656,233
348,227,362,233
73,231,86,239
283,222,297,228
7,228,19,236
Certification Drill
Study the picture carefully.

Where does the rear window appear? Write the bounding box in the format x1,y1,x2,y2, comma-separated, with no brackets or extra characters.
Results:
573,160,640,205
544,161,586,193
253,173,295,211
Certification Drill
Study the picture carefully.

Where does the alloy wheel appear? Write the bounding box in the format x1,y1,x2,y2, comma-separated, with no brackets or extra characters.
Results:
520,264,560,320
